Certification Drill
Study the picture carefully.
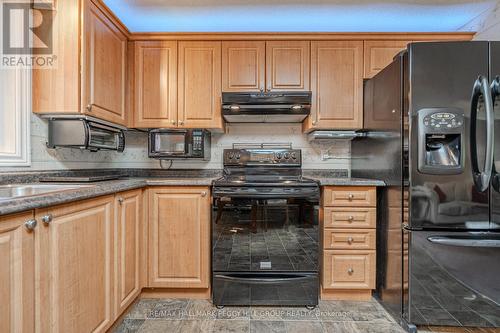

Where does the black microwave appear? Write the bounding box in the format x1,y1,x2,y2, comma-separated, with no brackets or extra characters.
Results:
148,129,211,160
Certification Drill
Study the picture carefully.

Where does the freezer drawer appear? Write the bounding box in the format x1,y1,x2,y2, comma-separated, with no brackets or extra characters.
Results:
212,272,319,306
407,231,500,327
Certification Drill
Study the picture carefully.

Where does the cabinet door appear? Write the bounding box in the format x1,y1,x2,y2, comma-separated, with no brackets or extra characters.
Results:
134,41,178,128
83,0,127,125
114,190,142,317
266,41,310,91
0,212,35,333
363,40,410,78
305,41,363,131
222,41,265,92
178,41,222,129
37,196,114,333
148,187,210,289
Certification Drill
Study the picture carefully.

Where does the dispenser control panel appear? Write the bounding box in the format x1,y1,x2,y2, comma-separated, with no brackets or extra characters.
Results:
422,112,463,130
417,108,465,175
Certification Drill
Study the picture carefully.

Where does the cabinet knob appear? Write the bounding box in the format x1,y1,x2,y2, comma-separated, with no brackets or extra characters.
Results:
171,120,176,125
348,216,354,222
348,194,354,201
347,268,354,275
118,197,124,204
41,214,53,225
24,219,37,231
347,237,354,244
86,104,92,112
312,121,317,125
179,121,184,126
201,191,207,197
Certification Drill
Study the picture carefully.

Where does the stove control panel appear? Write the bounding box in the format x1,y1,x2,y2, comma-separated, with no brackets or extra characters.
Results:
223,149,302,166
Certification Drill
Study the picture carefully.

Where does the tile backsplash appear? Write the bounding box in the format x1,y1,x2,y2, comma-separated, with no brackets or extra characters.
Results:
1,114,351,172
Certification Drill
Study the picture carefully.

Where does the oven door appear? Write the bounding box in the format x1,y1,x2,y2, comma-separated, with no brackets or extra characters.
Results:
212,197,319,273
149,130,189,158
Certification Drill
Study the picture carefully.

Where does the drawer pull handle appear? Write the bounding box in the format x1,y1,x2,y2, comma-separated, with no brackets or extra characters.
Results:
347,268,354,275
347,237,354,244
348,194,354,201
348,216,354,222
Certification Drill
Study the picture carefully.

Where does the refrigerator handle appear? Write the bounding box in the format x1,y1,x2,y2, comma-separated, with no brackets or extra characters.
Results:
491,76,500,192
427,235,500,248
470,75,495,192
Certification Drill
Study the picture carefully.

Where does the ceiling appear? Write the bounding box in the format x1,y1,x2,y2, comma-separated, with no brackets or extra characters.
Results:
103,0,496,33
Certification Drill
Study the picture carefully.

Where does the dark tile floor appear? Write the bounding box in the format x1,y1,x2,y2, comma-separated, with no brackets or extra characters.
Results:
113,298,404,333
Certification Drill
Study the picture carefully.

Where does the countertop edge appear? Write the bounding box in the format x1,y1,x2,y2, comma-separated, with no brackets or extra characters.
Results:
0,177,385,216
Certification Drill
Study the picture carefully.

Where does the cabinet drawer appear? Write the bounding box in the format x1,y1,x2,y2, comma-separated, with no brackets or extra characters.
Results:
323,207,376,229
323,229,375,250
323,186,376,207
322,250,375,290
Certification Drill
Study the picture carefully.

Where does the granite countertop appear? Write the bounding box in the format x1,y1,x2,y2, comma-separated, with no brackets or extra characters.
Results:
308,177,386,187
0,170,385,216
0,177,218,216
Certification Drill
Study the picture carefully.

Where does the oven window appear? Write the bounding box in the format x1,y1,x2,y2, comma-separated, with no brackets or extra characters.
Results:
213,198,319,272
88,126,118,149
155,133,186,153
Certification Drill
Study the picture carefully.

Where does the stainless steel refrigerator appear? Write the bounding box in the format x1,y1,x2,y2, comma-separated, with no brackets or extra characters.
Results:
352,41,500,331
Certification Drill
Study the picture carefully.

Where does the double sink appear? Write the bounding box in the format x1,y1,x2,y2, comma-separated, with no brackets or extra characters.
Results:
0,184,96,201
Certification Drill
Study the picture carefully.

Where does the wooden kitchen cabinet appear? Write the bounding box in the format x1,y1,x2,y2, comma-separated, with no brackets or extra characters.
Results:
321,186,377,301
33,0,129,126
304,41,363,131
222,41,266,92
82,0,127,125
363,40,411,78
134,41,178,128
0,212,36,333
114,190,142,318
36,196,114,333
178,41,223,129
266,41,310,91
148,187,210,289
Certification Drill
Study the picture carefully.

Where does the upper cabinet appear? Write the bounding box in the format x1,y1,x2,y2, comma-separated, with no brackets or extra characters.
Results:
266,41,310,91
134,41,178,128
304,41,364,131
33,0,129,126
83,0,127,125
222,41,265,92
363,40,411,78
178,41,223,129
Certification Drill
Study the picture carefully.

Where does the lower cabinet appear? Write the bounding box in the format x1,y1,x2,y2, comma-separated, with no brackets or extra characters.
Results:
0,212,36,333
148,187,210,289
36,196,115,333
321,186,377,301
114,190,142,317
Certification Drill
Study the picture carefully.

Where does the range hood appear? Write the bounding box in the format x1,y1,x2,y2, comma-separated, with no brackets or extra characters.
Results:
222,91,311,123
307,130,364,141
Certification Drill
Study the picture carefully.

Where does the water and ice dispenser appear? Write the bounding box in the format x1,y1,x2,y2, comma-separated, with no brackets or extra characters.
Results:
417,108,465,174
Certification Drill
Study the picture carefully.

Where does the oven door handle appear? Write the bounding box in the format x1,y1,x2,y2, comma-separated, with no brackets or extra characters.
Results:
214,274,313,284
427,236,500,248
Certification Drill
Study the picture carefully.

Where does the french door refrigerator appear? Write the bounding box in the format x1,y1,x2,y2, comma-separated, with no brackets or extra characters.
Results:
352,41,500,331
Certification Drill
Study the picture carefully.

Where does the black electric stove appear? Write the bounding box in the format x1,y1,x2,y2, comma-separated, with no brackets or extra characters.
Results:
212,147,320,307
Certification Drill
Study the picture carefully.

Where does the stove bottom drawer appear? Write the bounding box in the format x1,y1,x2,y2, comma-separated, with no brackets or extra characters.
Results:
212,272,319,306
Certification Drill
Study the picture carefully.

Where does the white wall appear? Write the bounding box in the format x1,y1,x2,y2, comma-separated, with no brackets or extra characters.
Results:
460,1,500,40
1,114,350,172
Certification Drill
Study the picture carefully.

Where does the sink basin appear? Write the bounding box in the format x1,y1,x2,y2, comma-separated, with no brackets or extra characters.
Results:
0,184,95,201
